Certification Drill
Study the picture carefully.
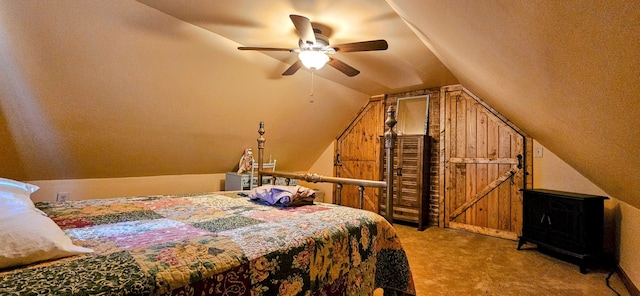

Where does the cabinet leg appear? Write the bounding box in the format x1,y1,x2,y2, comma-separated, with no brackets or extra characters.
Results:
580,265,587,274
579,256,591,274
517,237,526,250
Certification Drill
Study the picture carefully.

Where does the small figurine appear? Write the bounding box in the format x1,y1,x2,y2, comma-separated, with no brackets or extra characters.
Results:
237,148,254,174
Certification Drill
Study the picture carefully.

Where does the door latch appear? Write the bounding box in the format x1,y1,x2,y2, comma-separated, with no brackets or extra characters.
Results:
334,153,343,166
517,154,523,169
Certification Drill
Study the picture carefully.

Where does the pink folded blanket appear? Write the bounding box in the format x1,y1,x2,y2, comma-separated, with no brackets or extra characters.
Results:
248,185,316,206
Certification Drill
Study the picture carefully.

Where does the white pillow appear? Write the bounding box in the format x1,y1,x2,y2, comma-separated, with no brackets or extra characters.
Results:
0,177,40,210
0,195,93,269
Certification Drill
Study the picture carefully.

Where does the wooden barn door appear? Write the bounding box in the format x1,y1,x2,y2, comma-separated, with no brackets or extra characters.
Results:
334,98,384,212
442,87,525,240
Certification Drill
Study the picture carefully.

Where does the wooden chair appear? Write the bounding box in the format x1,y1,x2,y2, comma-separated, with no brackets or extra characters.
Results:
250,160,276,189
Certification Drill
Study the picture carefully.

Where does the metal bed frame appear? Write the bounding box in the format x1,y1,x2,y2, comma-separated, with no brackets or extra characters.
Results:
255,106,398,222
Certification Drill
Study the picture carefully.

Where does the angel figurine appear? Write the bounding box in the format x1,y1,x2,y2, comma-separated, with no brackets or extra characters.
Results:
237,148,254,174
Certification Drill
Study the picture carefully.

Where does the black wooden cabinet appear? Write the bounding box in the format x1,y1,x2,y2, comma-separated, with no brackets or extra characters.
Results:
518,189,608,273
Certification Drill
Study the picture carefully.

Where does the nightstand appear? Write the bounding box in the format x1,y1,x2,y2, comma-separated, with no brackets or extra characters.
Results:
224,172,298,191
224,172,252,191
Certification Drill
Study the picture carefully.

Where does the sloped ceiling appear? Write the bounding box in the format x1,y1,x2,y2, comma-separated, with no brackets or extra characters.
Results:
0,1,638,209
387,0,640,210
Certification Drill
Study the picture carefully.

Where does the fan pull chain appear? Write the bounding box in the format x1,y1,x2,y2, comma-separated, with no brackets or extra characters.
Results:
309,71,315,103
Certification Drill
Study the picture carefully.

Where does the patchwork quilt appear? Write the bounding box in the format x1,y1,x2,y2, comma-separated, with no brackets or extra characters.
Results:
0,192,414,295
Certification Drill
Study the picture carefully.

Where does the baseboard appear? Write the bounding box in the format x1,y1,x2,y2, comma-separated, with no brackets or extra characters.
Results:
618,264,640,296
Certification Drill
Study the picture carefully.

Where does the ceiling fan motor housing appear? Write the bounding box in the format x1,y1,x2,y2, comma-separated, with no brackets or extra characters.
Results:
299,29,333,53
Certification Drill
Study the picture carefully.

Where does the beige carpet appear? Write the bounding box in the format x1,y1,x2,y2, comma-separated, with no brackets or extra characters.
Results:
387,224,630,296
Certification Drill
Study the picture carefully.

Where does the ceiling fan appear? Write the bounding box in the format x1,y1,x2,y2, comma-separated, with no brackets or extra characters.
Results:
238,14,388,77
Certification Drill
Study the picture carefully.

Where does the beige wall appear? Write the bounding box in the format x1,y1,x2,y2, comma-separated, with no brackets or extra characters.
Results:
27,141,336,204
298,142,335,203
618,202,640,290
28,174,226,202
532,141,608,195
533,140,639,289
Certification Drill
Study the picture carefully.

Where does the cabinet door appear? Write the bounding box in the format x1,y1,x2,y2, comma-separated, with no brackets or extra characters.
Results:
397,136,423,208
379,142,397,209
522,193,549,242
547,198,583,253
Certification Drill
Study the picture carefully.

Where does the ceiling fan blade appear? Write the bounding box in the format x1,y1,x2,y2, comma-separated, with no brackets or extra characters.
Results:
290,14,316,46
282,60,303,76
238,46,295,52
332,39,388,53
327,57,360,77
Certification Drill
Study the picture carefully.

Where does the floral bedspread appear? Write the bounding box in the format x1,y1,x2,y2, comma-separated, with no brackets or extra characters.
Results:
0,192,414,295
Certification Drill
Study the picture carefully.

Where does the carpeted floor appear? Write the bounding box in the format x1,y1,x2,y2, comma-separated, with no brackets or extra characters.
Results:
387,223,630,296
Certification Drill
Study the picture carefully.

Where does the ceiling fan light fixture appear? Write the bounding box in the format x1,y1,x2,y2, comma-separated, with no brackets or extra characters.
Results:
239,14,387,77
298,51,329,70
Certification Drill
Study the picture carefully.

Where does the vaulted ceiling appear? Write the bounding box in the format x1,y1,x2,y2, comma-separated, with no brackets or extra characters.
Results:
0,1,638,209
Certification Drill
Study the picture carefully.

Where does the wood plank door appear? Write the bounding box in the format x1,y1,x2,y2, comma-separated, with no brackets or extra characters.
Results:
442,87,525,240
334,99,384,212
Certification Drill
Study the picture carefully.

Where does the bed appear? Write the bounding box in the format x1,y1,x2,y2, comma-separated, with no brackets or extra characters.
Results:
0,108,414,295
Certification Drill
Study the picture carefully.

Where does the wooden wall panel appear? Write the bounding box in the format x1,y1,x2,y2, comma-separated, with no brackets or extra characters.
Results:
335,99,384,211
